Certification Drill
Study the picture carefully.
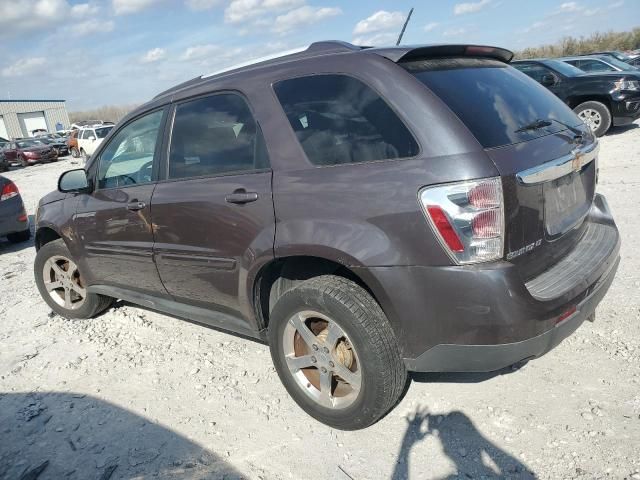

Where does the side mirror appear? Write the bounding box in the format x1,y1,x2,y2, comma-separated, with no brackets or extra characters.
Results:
58,169,91,193
541,74,556,86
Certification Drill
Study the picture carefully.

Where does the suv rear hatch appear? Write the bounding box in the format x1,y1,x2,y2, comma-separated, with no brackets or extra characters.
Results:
403,57,603,294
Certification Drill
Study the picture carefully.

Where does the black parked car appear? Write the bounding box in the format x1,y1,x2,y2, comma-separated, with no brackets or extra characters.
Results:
512,58,640,136
35,42,619,429
560,55,640,75
585,50,638,65
38,136,70,157
0,149,9,172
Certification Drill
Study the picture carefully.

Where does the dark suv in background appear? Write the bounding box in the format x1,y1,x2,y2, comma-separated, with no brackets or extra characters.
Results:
34,42,620,430
513,58,640,136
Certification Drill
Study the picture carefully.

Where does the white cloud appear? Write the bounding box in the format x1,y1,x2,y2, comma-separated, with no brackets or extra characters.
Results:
353,10,405,35
559,2,581,12
0,0,68,34
72,19,115,36
224,0,302,24
522,20,546,33
583,8,599,16
112,0,156,15
141,47,166,63
443,27,467,37
352,32,397,46
273,5,341,34
610,0,624,7
424,22,439,32
181,44,223,61
70,3,100,17
453,0,490,15
2,57,47,77
185,0,221,9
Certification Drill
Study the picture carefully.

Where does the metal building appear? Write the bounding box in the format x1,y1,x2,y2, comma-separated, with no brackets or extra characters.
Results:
0,100,70,139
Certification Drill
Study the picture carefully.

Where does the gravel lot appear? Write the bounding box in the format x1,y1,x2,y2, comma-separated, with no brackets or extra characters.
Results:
1,123,639,480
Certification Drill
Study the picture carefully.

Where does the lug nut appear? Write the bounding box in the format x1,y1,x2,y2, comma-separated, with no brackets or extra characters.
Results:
312,344,319,351
311,356,317,363
329,361,335,368
322,347,329,354
320,367,327,373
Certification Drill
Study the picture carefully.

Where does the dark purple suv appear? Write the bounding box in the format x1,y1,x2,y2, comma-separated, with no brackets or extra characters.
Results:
33,42,620,430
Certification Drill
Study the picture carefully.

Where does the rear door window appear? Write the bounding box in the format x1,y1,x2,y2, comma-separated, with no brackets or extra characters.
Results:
404,58,582,148
168,93,269,179
273,74,419,166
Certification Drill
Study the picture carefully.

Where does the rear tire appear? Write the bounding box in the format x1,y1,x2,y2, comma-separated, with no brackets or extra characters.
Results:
20,156,29,168
7,229,31,243
573,101,611,137
71,147,80,158
34,239,113,319
268,275,406,430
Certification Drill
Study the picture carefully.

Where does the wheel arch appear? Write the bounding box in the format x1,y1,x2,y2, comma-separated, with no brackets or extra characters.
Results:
567,95,612,113
252,255,384,332
35,225,62,251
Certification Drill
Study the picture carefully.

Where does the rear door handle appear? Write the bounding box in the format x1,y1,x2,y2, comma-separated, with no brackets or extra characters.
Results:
127,200,146,211
225,191,258,204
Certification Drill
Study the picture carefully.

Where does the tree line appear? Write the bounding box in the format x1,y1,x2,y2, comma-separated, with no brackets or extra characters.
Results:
516,28,640,59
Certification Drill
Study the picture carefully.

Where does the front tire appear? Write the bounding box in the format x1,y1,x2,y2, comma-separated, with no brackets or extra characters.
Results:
80,149,87,163
573,101,611,137
34,239,113,319
71,147,80,158
268,275,406,430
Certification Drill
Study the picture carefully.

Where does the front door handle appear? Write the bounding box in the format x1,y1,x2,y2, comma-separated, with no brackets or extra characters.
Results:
127,200,146,211
225,191,258,204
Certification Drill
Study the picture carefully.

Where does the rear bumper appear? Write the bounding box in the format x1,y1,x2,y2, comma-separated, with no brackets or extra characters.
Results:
354,194,620,372
406,253,618,372
0,198,29,237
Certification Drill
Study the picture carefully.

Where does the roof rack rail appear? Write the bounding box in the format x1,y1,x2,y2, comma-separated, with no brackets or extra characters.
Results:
200,41,360,79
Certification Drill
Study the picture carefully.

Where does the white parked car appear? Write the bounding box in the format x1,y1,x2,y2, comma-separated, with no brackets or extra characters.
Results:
77,125,114,161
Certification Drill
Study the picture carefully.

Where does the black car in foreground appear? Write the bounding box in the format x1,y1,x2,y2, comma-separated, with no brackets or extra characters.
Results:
513,58,640,136
0,175,30,243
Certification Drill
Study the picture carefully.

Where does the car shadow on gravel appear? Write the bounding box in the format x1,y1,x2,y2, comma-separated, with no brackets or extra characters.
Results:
606,123,639,136
392,407,536,479
0,392,244,480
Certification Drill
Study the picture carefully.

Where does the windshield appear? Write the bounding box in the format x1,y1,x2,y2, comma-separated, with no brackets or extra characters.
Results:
16,140,40,148
95,126,113,139
602,56,637,71
405,58,582,148
545,59,584,76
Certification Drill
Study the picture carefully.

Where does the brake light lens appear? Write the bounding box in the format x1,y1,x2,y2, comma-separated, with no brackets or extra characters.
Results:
420,177,504,264
1,181,19,201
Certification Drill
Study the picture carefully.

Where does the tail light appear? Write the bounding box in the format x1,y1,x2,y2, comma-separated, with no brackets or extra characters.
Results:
419,177,504,264
1,181,19,201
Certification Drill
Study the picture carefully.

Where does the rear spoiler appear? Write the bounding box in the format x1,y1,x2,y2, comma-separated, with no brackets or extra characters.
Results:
365,44,514,64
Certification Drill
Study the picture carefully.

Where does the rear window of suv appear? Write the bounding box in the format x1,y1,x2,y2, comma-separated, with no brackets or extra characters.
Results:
274,74,419,166
403,58,582,148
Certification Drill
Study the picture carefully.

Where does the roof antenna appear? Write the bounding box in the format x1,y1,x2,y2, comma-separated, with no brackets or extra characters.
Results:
396,7,414,46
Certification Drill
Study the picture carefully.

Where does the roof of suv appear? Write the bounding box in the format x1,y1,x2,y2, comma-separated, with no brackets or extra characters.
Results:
153,41,513,101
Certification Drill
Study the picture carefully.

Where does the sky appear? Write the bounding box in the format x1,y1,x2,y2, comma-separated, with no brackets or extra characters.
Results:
0,0,638,111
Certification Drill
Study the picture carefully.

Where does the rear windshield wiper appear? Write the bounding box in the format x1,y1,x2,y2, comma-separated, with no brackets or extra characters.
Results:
515,118,585,139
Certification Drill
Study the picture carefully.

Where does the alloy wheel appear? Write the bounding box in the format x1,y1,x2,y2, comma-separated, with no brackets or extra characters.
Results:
282,310,361,409
578,108,602,132
42,255,87,310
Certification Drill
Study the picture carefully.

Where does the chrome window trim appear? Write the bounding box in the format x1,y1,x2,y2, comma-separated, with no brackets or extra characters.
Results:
516,141,599,185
